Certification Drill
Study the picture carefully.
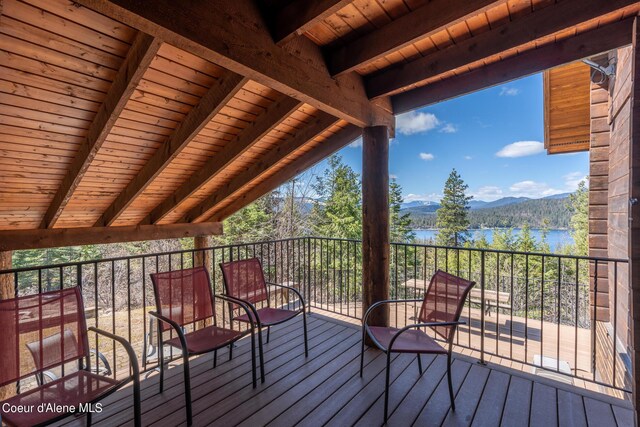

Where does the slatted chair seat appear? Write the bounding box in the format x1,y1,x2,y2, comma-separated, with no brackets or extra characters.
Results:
0,287,141,427
1,371,121,427
220,258,309,382
164,325,243,355
367,326,447,354
361,270,475,422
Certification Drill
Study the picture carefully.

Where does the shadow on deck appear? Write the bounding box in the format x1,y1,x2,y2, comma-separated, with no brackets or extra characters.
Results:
53,312,632,427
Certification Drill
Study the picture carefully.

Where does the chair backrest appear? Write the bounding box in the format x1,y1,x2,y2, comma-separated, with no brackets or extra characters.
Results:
150,267,215,331
0,287,89,388
418,270,475,343
219,258,269,305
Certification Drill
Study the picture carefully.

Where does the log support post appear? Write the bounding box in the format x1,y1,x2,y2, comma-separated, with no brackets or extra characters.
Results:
362,126,390,336
194,235,212,273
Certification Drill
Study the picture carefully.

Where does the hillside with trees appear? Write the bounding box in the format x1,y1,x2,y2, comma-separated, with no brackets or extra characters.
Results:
409,196,572,229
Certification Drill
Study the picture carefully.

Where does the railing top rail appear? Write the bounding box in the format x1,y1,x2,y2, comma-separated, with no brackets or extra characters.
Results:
309,236,629,263
0,235,628,275
0,236,308,275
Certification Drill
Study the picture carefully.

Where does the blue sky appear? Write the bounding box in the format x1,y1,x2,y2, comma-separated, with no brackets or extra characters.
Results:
305,73,588,202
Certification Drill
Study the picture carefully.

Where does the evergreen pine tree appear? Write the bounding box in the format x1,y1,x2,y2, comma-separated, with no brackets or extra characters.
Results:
568,179,589,255
390,178,415,243
436,169,473,246
311,155,362,239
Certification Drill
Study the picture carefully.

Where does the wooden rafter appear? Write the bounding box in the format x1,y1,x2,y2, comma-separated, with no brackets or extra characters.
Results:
39,31,161,229
367,0,638,100
94,72,248,227
0,223,222,252
327,0,504,77
272,0,352,45
140,96,303,225
209,124,361,221
182,112,339,223
74,0,393,128
392,18,634,114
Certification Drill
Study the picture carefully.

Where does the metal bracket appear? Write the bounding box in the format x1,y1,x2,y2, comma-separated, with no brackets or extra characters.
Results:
630,197,638,206
583,58,616,85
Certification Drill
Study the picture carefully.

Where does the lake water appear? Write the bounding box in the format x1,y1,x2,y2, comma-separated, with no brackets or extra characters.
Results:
412,228,573,252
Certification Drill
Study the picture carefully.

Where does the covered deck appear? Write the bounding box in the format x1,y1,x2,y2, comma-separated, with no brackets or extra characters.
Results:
53,312,633,427
2,0,640,425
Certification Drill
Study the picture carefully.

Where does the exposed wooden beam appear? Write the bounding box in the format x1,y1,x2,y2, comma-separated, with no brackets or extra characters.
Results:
39,31,161,229
328,0,504,77
183,112,338,223
0,223,222,251
141,96,302,225
94,72,248,227
74,0,393,128
392,18,634,114
209,124,361,221
367,0,638,99
272,0,352,45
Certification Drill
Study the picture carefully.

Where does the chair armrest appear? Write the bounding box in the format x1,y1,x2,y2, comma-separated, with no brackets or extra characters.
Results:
88,327,140,379
265,282,306,310
387,321,466,352
216,294,260,329
148,311,188,353
362,299,423,326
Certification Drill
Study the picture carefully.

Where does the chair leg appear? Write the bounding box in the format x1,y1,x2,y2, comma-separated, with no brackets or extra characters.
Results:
229,343,233,361
182,352,193,426
303,311,309,357
133,370,142,427
213,349,217,368
266,325,271,343
417,354,423,375
257,325,266,383
360,327,366,377
250,331,257,388
447,352,455,411
384,351,391,423
86,411,92,427
158,333,164,393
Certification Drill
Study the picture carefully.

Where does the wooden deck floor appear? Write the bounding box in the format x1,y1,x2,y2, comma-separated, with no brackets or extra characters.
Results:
55,312,633,427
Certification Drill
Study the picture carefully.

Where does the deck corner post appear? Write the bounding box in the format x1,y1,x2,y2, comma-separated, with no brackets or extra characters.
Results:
362,126,390,332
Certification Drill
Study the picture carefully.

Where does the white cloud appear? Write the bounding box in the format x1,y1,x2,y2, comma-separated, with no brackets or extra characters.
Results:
470,186,504,202
464,155,472,160
496,141,544,158
500,86,521,96
404,193,442,203
439,123,458,133
419,152,435,161
508,180,563,198
397,111,440,135
348,137,362,148
563,172,588,190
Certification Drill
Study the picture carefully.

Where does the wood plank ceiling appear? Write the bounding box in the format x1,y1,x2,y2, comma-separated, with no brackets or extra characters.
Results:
0,0,638,234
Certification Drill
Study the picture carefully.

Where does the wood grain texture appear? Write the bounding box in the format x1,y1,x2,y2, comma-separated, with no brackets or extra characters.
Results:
94,72,248,226
368,0,637,99
392,18,635,114
328,0,504,76
362,126,390,328
74,0,393,128
39,31,161,229
0,222,222,251
272,0,353,44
